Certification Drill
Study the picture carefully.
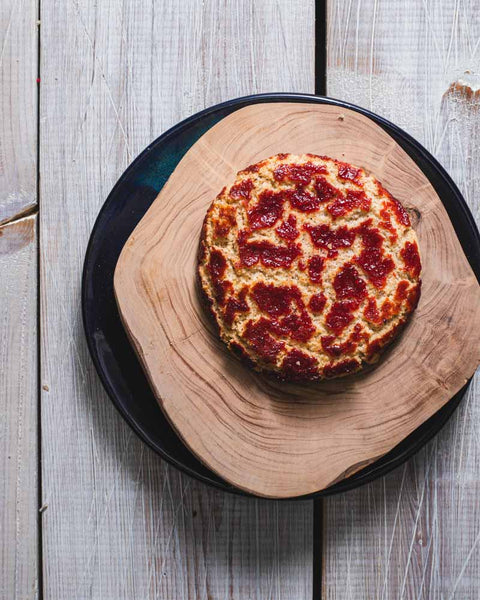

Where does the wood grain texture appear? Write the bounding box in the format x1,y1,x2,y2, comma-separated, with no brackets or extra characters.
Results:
325,1,480,597
0,0,38,224
0,215,38,599
39,1,314,598
115,101,480,498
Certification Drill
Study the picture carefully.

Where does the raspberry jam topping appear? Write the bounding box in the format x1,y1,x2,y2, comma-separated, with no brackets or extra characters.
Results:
230,179,254,200
356,247,395,288
395,280,409,301
390,198,411,226
323,359,359,378
241,163,260,174
251,283,315,343
251,283,301,318
214,206,237,238
305,223,355,254
333,263,367,301
309,293,327,313
238,231,301,268
379,207,398,243
274,162,327,185
288,188,321,212
327,190,371,218
247,190,285,230
243,318,285,363
208,248,227,279
314,177,340,202
276,214,299,240
208,249,231,304
325,301,358,335
308,255,325,283
364,297,382,324
338,164,361,182
224,287,249,326
271,313,315,343
281,349,319,380
401,241,421,277
357,220,383,247
321,325,364,357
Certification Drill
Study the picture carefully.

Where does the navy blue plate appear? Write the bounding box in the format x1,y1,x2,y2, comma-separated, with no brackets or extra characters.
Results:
82,93,480,498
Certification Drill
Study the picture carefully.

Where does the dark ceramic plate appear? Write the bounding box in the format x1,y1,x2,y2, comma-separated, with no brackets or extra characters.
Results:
82,93,480,499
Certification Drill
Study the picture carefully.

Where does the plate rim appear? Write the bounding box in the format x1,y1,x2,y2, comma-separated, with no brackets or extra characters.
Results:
82,92,480,499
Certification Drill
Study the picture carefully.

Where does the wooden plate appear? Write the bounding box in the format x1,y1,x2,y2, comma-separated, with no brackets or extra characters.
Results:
83,94,480,498
113,101,480,498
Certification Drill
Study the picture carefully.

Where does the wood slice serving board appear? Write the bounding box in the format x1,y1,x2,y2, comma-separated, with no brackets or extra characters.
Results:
114,102,480,498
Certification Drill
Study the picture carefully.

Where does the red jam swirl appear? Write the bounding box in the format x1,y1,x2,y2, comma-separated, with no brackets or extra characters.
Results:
251,283,315,343
333,263,367,301
378,207,398,243
305,223,355,254
243,318,285,363
401,241,421,277
314,177,340,202
276,214,299,240
395,280,409,301
238,231,301,269
309,293,327,313
327,190,371,218
247,190,285,230
229,179,254,200
241,163,260,174
251,283,301,318
224,287,249,326
356,247,395,288
308,255,325,283
338,164,361,182
214,206,237,238
271,313,315,343
288,188,321,212
321,324,364,357
208,249,231,305
273,162,327,185
390,198,411,226
325,301,358,334
281,349,319,380
323,359,359,378
364,297,382,324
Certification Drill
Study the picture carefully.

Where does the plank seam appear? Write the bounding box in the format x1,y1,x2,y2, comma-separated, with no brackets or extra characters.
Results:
36,0,43,598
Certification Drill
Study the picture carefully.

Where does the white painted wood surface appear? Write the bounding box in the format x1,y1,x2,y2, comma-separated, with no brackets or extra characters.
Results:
39,2,314,599
325,1,480,598
0,0,38,225
0,216,38,600
0,2,38,599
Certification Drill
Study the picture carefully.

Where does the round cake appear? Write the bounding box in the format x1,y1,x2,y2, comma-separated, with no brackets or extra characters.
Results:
197,153,421,381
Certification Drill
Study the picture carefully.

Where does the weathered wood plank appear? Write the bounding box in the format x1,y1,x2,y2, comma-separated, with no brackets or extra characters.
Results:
0,0,38,224
0,215,38,600
39,1,314,598
325,1,480,598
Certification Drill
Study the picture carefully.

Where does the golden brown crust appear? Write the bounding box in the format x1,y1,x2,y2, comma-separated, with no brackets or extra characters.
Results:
197,153,422,381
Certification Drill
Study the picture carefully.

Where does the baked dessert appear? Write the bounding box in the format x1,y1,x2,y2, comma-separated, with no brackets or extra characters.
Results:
197,153,421,381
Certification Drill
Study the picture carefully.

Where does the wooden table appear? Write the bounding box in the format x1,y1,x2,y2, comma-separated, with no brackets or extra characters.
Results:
2,1,479,598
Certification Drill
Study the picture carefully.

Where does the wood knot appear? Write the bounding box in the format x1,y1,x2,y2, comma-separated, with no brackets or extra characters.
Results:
406,207,421,228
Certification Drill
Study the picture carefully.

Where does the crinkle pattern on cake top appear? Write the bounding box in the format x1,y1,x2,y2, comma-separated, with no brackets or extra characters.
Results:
198,153,422,381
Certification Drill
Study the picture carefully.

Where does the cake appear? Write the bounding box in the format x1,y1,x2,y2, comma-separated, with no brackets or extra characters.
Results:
197,153,421,381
